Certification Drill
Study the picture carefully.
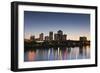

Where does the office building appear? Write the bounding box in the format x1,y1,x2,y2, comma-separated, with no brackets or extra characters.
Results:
62,34,67,40
39,33,44,41
54,34,58,41
80,36,87,41
49,31,53,40
57,30,63,40
30,35,35,41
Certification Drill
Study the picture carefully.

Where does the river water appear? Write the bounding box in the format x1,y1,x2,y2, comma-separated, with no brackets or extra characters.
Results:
24,46,90,62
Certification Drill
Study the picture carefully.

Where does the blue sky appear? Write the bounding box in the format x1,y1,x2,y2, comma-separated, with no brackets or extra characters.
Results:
24,11,90,40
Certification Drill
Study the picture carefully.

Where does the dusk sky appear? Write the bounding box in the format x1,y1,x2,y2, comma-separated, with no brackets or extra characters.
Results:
24,11,90,40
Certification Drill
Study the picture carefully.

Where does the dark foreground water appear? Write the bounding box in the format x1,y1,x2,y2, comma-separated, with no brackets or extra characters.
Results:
24,46,90,62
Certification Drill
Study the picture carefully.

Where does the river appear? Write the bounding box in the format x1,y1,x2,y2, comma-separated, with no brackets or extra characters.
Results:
24,46,90,62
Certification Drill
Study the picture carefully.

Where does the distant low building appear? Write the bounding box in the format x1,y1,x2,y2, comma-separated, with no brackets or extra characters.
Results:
80,36,87,41
62,34,67,41
24,39,32,43
35,38,40,41
45,36,49,41
30,35,35,41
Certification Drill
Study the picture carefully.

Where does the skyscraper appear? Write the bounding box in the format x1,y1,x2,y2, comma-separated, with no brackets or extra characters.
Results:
57,30,63,40
54,34,58,41
58,30,63,35
39,33,44,41
49,31,53,40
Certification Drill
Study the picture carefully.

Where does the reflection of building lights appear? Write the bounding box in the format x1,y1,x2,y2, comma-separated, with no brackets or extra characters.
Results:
28,51,36,61
63,48,68,60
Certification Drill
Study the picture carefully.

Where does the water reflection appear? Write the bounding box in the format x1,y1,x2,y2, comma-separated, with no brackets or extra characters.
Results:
24,46,90,62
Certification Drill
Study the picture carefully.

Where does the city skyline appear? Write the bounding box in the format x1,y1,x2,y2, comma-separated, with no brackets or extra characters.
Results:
24,11,90,40
25,30,89,42
28,30,68,41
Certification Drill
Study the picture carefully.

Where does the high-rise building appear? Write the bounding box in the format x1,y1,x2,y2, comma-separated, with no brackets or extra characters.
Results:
49,31,53,40
57,30,63,40
30,35,35,41
54,34,58,41
58,30,63,35
39,33,44,41
45,36,49,41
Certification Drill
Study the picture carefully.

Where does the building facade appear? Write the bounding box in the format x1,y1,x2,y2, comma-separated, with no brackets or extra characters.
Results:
80,36,87,41
49,31,53,40
30,35,35,41
54,30,67,41
62,34,67,40
39,33,44,41
45,36,49,41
